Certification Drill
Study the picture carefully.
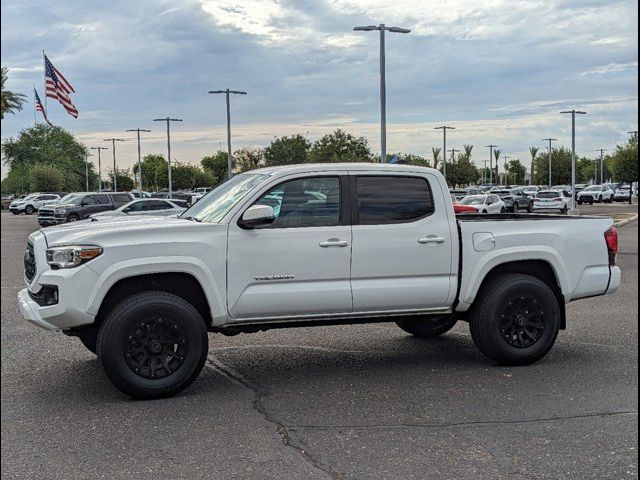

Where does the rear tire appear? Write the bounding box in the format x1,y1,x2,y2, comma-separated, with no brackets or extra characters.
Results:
469,274,560,365
396,315,458,338
562,205,568,214
25,205,35,215
97,291,208,399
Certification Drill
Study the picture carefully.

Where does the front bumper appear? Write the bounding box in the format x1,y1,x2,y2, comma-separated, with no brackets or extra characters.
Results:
9,205,25,213
37,215,63,226
17,289,60,331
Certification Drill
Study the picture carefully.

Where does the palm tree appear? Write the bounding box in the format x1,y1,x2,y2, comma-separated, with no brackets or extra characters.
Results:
529,146,539,184
493,148,502,182
1,67,26,119
432,147,442,171
462,144,473,161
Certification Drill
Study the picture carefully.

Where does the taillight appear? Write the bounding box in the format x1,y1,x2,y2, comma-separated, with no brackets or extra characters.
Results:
553,197,561,201
604,227,618,265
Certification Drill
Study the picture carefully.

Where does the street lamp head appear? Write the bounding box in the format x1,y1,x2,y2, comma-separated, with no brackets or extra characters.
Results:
387,27,411,33
126,128,151,132
435,126,455,130
103,138,125,142
353,25,379,31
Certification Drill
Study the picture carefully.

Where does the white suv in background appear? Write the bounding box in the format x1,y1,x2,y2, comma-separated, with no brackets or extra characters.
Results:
8,193,61,215
533,190,572,213
577,185,614,204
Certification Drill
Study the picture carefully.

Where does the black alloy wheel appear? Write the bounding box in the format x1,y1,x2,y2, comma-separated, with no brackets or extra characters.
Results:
499,295,545,348
123,318,188,380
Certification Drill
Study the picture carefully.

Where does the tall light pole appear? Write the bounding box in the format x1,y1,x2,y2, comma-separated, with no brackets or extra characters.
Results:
627,130,638,204
485,145,498,185
126,128,151,191
483,159,488,183
354,24,411,163
83,151,93,191
153,117,183,197
542,138,558,189
595,148,607,184
502,156,510,185
435,126,455,181
447,148,460,161
560,110,587,212
103,138,125,191
91,146,108,192
208,89,247,179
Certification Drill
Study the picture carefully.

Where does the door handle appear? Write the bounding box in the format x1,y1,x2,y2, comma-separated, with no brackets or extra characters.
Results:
319,239,349,248
418,236,446,244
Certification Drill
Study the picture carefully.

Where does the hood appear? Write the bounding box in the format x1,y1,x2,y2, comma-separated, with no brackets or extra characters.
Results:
43,202,76,209
91,210,126,217
41,215,219,247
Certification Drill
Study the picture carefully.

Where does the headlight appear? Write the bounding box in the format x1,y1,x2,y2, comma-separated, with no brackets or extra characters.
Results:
46,245,102,268
54,208,67,215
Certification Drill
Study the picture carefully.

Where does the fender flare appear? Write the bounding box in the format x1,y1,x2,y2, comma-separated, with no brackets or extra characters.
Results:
85,256,226,320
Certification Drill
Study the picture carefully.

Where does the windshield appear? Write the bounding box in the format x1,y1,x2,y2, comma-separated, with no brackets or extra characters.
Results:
493,190,512,196
460,196,486,205
537,192,561,199
182,174,269,223
19,194,38,201
584,186,601,191
57,194,82,205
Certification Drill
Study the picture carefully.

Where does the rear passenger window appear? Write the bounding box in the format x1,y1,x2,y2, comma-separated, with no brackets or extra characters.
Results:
92,195,110,205
112,194,131,203
355,176,433,225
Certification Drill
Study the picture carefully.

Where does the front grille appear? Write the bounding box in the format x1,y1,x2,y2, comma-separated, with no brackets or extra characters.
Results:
38,208,54,217
24,242,36,282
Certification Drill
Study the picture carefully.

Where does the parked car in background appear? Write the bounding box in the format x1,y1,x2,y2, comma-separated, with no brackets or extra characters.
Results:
37,192,134,226
533,190,571,213
522,186,540,197
451,195,478,214
458,194,505,213
129,190,151,199
450,189,468,201
189,187,214,205
613,185,632,202
90,198,186,219
9,193,62,215
576,185,614,204
573,184,587,199
493,189,533,213
150,191,194,205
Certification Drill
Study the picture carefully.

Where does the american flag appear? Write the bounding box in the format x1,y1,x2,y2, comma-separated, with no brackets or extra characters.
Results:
44,54,78,118
34,88,52,125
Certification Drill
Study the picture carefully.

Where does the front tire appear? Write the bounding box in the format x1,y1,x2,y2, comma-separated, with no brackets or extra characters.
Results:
469,274,560,365
67,214,80,222
396,315,457,338
97,291,208,399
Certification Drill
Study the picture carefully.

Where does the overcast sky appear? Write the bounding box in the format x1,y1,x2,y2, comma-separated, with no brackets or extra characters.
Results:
1,0,638,174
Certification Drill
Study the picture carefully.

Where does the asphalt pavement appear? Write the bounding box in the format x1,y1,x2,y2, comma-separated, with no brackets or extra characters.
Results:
1,206,638,480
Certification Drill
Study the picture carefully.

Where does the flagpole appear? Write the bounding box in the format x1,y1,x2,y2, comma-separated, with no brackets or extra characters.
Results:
42,50,47,111
33,86,37,126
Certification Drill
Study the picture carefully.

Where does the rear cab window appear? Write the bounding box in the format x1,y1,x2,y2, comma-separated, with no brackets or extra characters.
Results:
354,175,434,225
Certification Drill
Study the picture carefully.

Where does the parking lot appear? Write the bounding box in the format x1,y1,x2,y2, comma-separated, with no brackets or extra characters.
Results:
1,205,637,480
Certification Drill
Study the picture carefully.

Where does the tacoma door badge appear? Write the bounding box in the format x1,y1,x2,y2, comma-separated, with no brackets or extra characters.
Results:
254,274,295,281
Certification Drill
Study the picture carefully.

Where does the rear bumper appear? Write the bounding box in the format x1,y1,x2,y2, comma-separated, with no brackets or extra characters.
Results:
607,266,622,294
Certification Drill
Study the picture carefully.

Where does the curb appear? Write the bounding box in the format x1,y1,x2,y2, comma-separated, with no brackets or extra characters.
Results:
614,214,639,227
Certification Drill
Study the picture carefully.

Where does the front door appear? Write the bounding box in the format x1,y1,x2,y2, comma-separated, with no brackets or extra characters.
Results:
350,172,456,312
227,175,352,320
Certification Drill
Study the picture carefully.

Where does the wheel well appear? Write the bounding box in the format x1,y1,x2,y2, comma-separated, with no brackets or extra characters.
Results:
474,260,566,329
95,273,213,328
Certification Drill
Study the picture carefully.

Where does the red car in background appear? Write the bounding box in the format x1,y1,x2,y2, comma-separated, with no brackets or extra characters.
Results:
451,195,477,214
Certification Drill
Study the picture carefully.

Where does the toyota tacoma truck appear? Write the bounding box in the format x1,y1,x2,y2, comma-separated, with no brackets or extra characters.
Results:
18,164,621,399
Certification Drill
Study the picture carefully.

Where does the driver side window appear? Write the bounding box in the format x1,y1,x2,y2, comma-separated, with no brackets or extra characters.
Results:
253,176,341,228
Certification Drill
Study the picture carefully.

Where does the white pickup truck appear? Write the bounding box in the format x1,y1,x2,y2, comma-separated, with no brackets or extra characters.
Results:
18,164,621,399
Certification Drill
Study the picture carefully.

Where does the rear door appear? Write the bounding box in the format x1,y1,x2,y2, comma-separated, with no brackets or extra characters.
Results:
349,172,455,312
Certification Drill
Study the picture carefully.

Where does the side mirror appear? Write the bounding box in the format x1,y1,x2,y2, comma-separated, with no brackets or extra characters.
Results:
238,204,275,229
122,207,131,213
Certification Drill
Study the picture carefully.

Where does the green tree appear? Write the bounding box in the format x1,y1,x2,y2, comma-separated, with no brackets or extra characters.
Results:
1,67,26,119
461,144,474,162
1,163,30,195
107,168,135,191
29,164,63,192
308,129,371,163
529,147,539,183
532,147,572,185
505,158,527,185
133,154,168,192
234,147,265,173
610,136,638,184
576,157,597,184
447,157,479,186
385,153,430,166
1,124,96,193
264,134,311,166
201,151,229,184
169,162,214,190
